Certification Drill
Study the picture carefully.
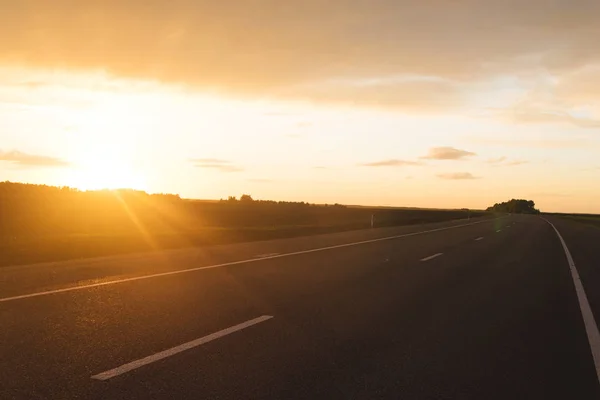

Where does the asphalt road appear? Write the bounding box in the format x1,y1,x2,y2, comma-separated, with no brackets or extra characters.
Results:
1,215,600,399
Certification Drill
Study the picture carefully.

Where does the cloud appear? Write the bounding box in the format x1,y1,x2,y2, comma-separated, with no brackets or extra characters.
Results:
196,164,243,172
487,156,528,166
437,172,479,180
495,107,600,128
360,159,422,167
0,150,70,167
556,68,600,99
464,136,591,149
421,147,476,160
480,71,600,128
4,1,600,112
286,77,465,112
15,81,46,89
189,158,243,172
487,157,507,164
296,121,312,128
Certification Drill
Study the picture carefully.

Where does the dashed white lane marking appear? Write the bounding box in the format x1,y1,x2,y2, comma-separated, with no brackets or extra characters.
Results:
91,315,274,381
496,230,502,233
255,253,280,258
543,218,600,385
0,217,503,303
420,253,443,262
475,237,484,241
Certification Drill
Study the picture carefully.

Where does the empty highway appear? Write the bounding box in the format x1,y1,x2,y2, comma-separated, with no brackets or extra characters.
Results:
2,215,600,399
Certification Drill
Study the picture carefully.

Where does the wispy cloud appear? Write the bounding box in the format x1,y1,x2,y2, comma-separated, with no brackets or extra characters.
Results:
15,81,47,89
360,159,422,167
463,136,591,150
487,157,528,166
0,150,70,167
197,164,243,172
421,147,476,160
291,77,465,113
437,172,479,180
189,158,243,172
496,108,600,129
487,156,507,164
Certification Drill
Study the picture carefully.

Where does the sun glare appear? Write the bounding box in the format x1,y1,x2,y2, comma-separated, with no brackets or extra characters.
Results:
37,75,158,192
67,157,147,191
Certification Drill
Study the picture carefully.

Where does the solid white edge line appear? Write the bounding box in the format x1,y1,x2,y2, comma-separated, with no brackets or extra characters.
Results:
91,315,273,381
543,218,600,384
0,217,503,303
420,253,443,262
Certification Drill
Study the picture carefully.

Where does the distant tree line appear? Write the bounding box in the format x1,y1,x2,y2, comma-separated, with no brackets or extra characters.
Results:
486,199,540,214
0,181,490,240
219,194,346,208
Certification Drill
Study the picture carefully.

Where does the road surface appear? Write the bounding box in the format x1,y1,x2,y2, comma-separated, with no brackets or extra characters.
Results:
1,215,600,399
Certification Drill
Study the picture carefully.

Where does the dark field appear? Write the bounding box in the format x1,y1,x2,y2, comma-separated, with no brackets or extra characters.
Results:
549,213,600,229
0,182,490,266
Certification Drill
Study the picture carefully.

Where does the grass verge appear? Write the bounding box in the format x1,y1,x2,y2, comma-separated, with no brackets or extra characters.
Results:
0,215,487,267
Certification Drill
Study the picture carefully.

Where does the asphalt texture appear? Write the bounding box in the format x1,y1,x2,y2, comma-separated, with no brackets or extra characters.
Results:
1,215,600,399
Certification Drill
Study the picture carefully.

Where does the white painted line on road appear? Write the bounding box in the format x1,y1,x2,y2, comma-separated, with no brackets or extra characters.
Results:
0,217,505,303
475,237,484,241
543,218,600,385
421,253,443,262
255,253,280,258
496,230,502,233
91,315,273,381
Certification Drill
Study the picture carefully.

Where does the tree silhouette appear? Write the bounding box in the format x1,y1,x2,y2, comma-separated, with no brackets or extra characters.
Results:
486,199,540,214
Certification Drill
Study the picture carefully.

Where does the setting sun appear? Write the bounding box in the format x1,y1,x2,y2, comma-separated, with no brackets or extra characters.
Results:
67,158,147,191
